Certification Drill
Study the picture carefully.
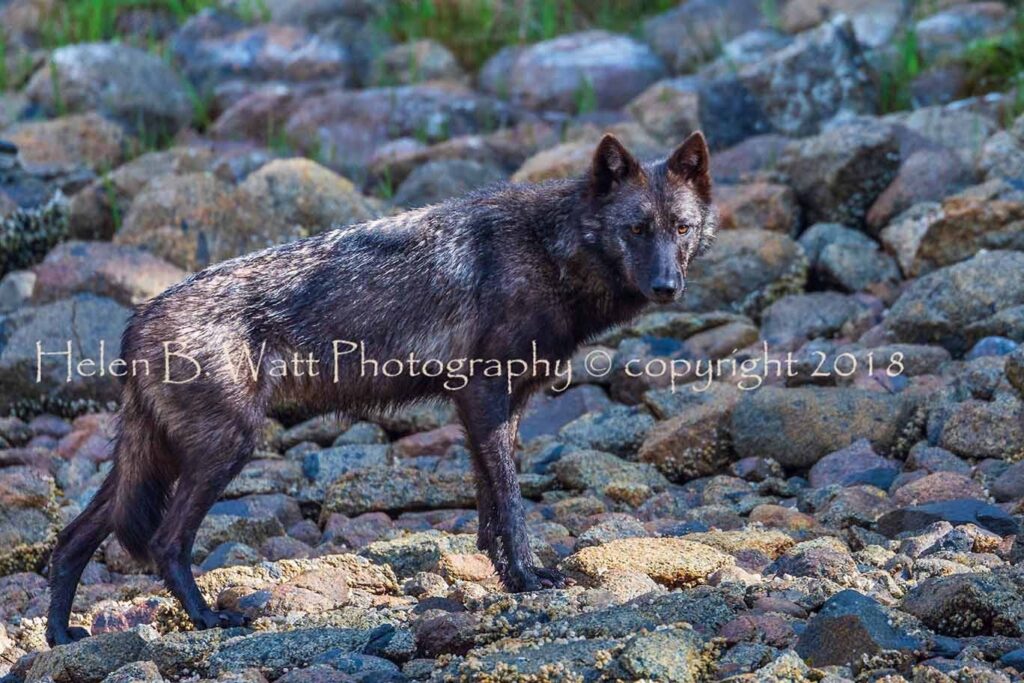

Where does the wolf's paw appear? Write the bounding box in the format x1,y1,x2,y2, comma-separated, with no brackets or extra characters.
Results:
46,625,91,647
194,608,249,630
505,566,572,592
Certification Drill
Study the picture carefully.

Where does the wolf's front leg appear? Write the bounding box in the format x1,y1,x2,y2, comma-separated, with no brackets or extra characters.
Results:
455,383,566,592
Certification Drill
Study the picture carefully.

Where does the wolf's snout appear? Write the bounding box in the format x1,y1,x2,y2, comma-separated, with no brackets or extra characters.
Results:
650,275,681,302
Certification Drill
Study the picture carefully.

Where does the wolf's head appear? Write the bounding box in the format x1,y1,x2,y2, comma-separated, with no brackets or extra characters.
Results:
580,132,716,304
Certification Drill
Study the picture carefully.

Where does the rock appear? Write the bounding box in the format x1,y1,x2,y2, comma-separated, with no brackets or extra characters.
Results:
915,2,1013,62
760,292,869,344
892,471,987,506
321,466,477,516
26,625,158,683
512,122,661,183
627,78,702,144
200,541,261,570
207,626,414,678
730,386,916,469
876,499,1019,537
173,20,352,90
0,294,130,413
902,573,1024,637
360,532,476,578
553,449,668,492
68,146,213,241
4,113,128,176
799,222,899,292
284,83,519,177
100,660,165,683
31,241,184,307
781,0,908,47
938,396,1024,460
194,513,285,561
392,159,506,208
980,129,1024,181
558,405,654,458
777,122,899,227
796,589,922,667
618,625,716,683
736,17,877,137
637,388,739,483
1007,346,1024,396
683,229,807,316
115,172,290,270
715,182,798,234
884,251,1024,355
867,147,973,232
713,134,793,181
808,439,898,488
520,385,613,444
279,414,351,449
303,444,390,485
479,30,665,113
559,538,733,588
881,197,1024,278
683,529,794,560
0,270,35,312
239,158,382,232
24,43,191,136
642,0,767,73
370,39,464,86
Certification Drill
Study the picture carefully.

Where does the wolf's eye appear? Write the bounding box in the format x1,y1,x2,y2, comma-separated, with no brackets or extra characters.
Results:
677,224,691,236
630,224,644,235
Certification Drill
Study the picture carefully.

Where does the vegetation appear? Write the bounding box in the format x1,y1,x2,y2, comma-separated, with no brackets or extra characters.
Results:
37,0,216,47
377,0,676,70
878,28,921,114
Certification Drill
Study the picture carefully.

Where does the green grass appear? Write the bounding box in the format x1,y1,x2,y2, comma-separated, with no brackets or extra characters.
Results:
961,15,1024,102
38,0,216,48
378,0,676,71
878,27,921,114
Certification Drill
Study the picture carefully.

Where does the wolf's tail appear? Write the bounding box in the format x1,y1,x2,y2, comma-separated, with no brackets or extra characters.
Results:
110,389,179,561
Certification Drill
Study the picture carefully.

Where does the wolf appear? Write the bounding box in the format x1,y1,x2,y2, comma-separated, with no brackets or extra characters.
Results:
45,131,716,646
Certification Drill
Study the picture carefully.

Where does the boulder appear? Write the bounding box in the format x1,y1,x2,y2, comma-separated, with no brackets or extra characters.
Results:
559,538,733,588
730,386,916,469
479,30,665,112
24,43,191,135
884,251,1024,355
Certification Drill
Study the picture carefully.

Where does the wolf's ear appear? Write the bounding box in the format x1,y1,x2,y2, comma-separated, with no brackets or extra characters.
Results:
591,133,641,196
668,131,710,185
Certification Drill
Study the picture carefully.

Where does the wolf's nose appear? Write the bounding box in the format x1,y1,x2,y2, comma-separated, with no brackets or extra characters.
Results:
651,278,679,298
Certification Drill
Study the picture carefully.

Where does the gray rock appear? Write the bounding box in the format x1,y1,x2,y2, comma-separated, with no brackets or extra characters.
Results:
915,2,1013,62
902,573,1024,637
553,448,668,492
797,590,922,667
370,39,464,86
730,386,916,469
207,625,414,678
683,229,807,316
642,0,767,73
558,405,655,458
799,223,900,292
760,292,869,344
27,626,159,683
24,43,192,136
392,159,506,208
100,660,165,683
777,122,900,227
0,270,35,313
321,466,476,516
480,30,666,112
876,499,1019,537
0,294,130,413
735,17,877,137
884,251,1024,355
302,444,390,484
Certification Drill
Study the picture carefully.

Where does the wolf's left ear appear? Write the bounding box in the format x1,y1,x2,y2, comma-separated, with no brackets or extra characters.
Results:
668,131,710,185
591,133,641,196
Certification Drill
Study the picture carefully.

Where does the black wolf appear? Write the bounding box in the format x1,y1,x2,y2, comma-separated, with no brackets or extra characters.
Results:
46,132,715,646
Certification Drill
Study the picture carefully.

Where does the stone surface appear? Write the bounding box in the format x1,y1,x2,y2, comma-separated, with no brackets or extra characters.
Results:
24,43,191,136
479,30,666,113
559,538,733,588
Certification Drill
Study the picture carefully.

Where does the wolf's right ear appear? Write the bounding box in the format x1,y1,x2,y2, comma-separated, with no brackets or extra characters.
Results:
591,134,641,196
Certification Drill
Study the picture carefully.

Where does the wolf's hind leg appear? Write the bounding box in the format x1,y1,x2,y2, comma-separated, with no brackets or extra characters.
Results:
46,473,116,646
149,425,255,630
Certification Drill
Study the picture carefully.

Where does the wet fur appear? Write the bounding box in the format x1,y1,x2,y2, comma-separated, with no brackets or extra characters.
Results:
45,133,716,646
